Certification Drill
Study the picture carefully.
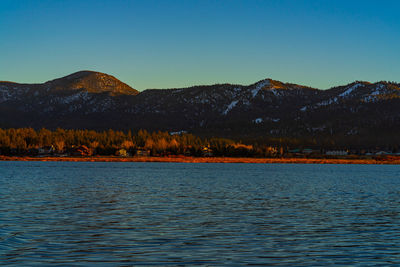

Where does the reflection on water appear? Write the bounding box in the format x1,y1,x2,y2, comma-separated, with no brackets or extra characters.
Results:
1,162,400,265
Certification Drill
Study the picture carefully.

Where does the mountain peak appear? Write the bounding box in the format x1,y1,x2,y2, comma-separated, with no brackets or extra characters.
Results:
44,70,138,96
250,78,315,91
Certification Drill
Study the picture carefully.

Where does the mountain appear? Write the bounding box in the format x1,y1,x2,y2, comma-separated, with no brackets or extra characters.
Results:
42,71,138,96
0,71,399,147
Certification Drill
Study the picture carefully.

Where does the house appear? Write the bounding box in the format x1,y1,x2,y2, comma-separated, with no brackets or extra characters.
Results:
28,148,39,156
349,149,359,155
302,148,314,154
70,145,92,156
202,146,213,157
38,145,55,155
326,150,348,156
169,130,188,135
265,146,278,155
376,151,391,155
116,148,129,157
135,149,150,157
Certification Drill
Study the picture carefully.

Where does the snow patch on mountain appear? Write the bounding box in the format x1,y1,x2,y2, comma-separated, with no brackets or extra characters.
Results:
370,84,386,95
339,83,362,97
172,89,183,94
253,117,280,123
362,84,387,102
61,91,90,104
234,87,242,93
251,80,270,97
91,98,115,112
223,100,239,115
253,118,263,124
316,97,338,107
0,87,12,102
270,89,279,96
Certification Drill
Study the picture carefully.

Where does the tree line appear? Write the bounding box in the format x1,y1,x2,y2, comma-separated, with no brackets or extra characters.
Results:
0,128,286,157
1,128,395,157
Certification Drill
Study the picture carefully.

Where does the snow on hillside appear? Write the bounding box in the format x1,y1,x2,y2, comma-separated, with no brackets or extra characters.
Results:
253,118,263,124
223,100,239,115
251,80,270,97
60,91,90,104
0,86,12,102
362,84,388,103
338,83,363,97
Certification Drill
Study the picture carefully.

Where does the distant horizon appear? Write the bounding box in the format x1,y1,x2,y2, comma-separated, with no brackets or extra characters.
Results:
1,69,399,92
1,0,399,90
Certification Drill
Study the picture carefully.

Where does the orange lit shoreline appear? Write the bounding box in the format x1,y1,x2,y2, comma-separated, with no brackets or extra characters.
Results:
1,155,400,164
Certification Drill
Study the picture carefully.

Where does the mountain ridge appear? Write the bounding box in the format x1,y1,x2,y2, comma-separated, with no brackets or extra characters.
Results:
5,70,398,92
1,71,138,96
0,71,400,147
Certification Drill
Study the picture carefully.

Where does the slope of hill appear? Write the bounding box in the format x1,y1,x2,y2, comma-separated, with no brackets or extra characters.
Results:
42,71,138,96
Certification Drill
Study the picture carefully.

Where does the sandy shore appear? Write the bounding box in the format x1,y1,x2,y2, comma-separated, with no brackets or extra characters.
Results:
0,155,399,164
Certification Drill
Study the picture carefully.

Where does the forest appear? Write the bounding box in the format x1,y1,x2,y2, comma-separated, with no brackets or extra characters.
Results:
0,128,397,158
0,128,285,157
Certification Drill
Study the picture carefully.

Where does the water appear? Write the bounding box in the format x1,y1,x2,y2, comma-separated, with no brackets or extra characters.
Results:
1,162,400,266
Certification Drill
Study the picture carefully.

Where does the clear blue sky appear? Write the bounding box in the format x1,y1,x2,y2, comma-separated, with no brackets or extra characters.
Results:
1,0,399,90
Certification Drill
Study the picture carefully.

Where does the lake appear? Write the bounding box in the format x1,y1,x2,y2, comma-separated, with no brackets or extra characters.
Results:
1,162,400,265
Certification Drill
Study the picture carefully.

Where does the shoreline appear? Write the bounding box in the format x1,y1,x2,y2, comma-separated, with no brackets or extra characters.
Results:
1,155,400,164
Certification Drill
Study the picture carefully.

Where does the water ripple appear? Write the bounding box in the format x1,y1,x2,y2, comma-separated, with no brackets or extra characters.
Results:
1,162,400,265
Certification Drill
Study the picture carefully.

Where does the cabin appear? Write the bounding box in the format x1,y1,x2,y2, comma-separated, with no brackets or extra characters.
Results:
376,151,391,156
28,148,39,156
202,146,213,157
169,130,188,135
70,145,92,156
38,145,55,155
265,146,278,155
135,149,150,157
302,148,314,154
326,150,348,156
116,148,129,157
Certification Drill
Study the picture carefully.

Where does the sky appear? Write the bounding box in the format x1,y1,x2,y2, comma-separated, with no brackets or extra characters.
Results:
0,0,399,91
